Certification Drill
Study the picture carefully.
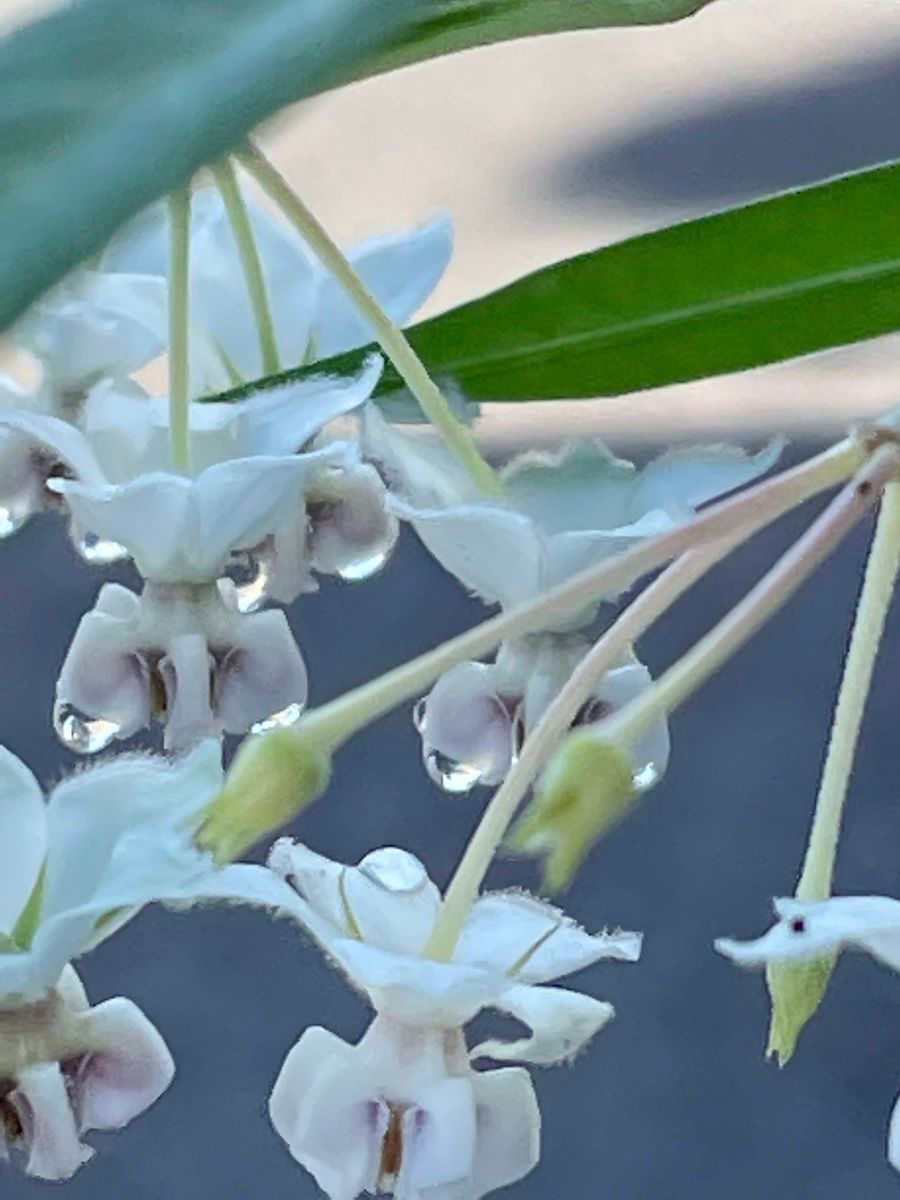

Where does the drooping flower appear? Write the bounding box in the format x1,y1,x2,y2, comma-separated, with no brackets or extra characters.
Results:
367,412,775,794
268,841,640,1200
99,186,453,393
0,741,302,1178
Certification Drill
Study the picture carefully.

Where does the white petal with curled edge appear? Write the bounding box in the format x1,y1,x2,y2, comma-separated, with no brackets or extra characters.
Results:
629,438,785,519
313,215,453,358
468,1068,540,1197
76,997,174,1130
362,405,482,509
10,1061,92,1180
715,895,900,972
419,664,514,788
472,983,614,1065
342,848,441,956
268,840,349,941
502,441,637,534
213,608,308,736
330,939,505,1027
457,891,641,984
397,1077,476,1196
594,660,671,789
0,410,106,485
270,1025,384,1200
0,748,46,936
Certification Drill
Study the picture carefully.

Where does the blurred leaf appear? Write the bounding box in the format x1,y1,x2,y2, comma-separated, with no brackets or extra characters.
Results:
232,162,900,407
0,0,418,332
357,0,718,79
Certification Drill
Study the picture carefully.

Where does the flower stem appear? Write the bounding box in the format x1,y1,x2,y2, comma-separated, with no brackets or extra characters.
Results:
796,479,900,900
167,190,192,474
423,538,736,961
237,140,504,500
210,158,281,376
600,445,900,756
297,434,869,753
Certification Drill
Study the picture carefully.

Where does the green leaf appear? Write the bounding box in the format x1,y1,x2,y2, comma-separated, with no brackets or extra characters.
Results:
356,0,718,80
230,162,900,408
0,0,419,333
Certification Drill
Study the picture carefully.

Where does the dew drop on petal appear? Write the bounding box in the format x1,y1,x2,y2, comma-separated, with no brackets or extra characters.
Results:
335,543,393,583
358,847,428,893
250,701,305,735
53,700,121,754
230,553,271,613
0,503,28,539
425,749,484,795
633,761,662,791
76,531,130,565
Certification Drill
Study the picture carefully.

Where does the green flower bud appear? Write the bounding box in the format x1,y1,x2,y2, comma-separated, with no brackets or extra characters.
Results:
508,730,637,892
198,728,332,865
765,953,836,1066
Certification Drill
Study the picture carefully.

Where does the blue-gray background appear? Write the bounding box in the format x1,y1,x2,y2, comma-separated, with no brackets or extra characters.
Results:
6,38,900,1200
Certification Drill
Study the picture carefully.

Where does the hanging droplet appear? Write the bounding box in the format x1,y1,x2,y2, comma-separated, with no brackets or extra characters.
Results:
335,543,393,583
358,847,429,893
425,749,484,795
412,697,427,733
0,504,27,539
250,701,305,735
226,550,271,612
76,531,129,565
53,700,121,754
633,761,663,791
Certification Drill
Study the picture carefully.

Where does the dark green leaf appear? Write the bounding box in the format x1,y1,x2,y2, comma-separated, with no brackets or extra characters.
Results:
355,0,718,80
227,162,900,406
0,0,418,332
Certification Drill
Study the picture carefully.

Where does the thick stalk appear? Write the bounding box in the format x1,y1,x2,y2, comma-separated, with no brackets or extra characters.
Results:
423,539,734,961
210,159,281,375
601,446,900,754
237,141,504,499
298,435,868,752
167,191,192,473
797,479,900,899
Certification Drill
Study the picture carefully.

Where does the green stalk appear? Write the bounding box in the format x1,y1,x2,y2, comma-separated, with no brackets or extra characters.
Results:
167,190,192,473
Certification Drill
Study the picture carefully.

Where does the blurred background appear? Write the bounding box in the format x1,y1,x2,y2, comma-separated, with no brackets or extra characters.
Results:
3,0,900,1197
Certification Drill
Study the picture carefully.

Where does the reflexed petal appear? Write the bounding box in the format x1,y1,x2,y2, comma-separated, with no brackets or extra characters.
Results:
592,660,671,789
313,215,453,358
473,983,614,1065
0,748,46,936
9,1061,92,1180
715,896,900,972
76,997,174,1130
503,442,638,534
342,848,441,956
329,939,504,1027
468,1068,540,1197
630,438,785,518
419,664,514,788
0,410,106,486
213,608,308,735
268,841,348,940
363,406,482,509
270,1025,384,1200
457,892,641,984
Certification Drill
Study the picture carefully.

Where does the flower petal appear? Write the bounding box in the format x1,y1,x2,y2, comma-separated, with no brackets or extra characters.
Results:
629,438,785,518
9,1061,92,1180
312,215,453,358
468,1068,540,1197
472,983,614,1065
362,405,482,509
418,663,514,790
0,748,46,936
715,895,900,972
888,1089,900,1175
213,608,308,736
396,1076,476,1196
159,632,217,752
270,1025,383,1200
267,841,349,942
0,410,106,485
592,660,671,789
75,997,174,1130
457,891,641,984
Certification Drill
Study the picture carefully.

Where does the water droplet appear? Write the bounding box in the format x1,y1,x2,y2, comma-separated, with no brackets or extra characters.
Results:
53,700,121,754
358,847,429,893
412,697,427,733
633,761,662,791
226,550,271,612
425,749,484,795
76,531,129,565
250,701,304,735
0,503,28,539
336,544,392,583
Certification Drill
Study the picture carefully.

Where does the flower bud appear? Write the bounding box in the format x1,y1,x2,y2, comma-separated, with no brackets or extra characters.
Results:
765,954,836,1066
197,728,332,864
508,731,636,892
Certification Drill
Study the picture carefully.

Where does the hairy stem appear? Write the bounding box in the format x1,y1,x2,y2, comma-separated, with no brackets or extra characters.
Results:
211,158,281,375
797,479,900,900
167,190,192,473
238,140,504,499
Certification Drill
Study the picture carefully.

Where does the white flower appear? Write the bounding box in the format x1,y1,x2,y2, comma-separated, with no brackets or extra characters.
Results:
415,637,670,795
0,741,301,1178
100,187,453,392
268,842,640,1200
55,580,309,753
